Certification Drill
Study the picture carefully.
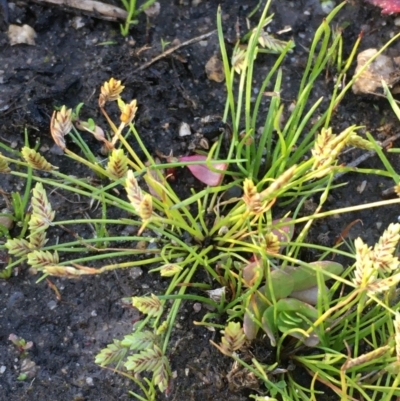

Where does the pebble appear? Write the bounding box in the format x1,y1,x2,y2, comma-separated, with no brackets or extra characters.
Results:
129,267,143,280
0,366,6,374
47,300,58,310
7,291,24,308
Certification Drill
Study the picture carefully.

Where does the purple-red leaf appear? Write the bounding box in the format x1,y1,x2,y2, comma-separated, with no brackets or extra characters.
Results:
365,0,400,14
179,155,227,186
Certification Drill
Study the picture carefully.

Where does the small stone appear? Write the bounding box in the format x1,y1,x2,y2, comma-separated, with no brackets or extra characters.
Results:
179,122,191,137
0,366,6,374
91,310,97,317
320,1,336,14
86,377,94,386
193,302,202,313
129,267,143,280
0,209,14,230
7,24,36,46
47,300,57,310
71,16,86,30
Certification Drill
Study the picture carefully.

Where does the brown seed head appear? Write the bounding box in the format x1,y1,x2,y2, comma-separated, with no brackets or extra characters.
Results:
118,98,138,125
50,106,72,150
99,78,125,107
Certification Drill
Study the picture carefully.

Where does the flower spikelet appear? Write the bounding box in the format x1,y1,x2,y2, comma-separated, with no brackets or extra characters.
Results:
342,346,390,371
265,232,280,254
118,98,138,125
159,263,182,277
258,31,292,53
21,147,55,171
312,127,354,172
50,106,72,150
132,294,162,317
395,313,400,363
312,127,333,165
153,353,170,392
366,273,400,295
106,149,128,179
232,48,247,74
139,194,153,220
29,231,48,249
125,170,144,211
125,345,161,372
99,78,124,107
27,250,59,268
347,133,375,151
260,165,297,200
352,237,375,288
394,183,400,198
211,321,246,357
28,183,55,233
0,152,10,173
243,178,261,213
41,265,92,277
5,238,31,256
371,223,400,273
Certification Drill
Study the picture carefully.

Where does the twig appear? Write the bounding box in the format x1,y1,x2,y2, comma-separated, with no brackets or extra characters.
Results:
134,30,217,72
30,0,128,21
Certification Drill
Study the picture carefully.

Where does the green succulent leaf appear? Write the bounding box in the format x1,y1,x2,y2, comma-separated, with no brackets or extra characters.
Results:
284,261,343,292
263,269,294,301
243,270,294,340
262,298,320,347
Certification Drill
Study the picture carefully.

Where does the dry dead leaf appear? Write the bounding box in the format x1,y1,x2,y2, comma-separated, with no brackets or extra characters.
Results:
205,55,225,83
352,48,400,95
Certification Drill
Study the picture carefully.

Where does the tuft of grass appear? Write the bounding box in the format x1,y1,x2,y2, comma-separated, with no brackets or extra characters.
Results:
119,0,158,36
1,1,400,400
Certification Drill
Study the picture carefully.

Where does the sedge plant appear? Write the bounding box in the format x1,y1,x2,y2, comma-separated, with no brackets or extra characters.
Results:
1,1,400,400
119,0,158,36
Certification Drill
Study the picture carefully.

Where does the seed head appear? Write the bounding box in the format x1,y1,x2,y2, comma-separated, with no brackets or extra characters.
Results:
50,106,72,150
118,98,138,125
99,78,125,107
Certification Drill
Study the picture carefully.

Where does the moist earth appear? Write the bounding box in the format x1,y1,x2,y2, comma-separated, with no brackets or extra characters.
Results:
0,1,399,400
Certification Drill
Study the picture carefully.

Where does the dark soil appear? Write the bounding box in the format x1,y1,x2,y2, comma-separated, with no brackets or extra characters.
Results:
0,1,400,400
